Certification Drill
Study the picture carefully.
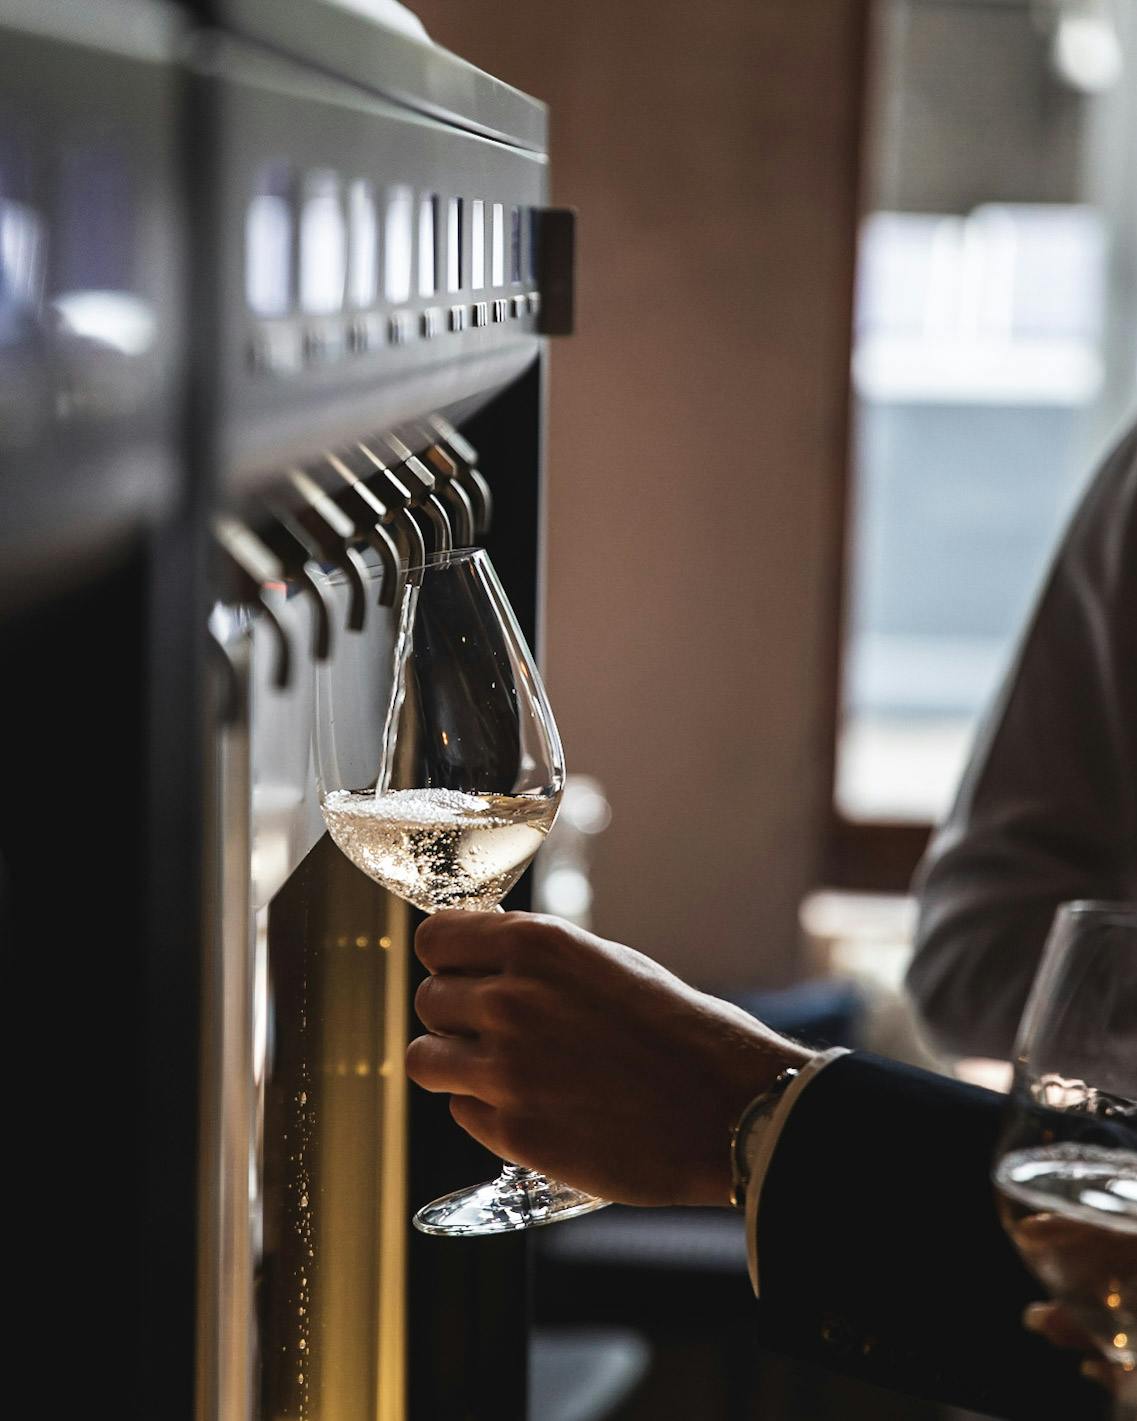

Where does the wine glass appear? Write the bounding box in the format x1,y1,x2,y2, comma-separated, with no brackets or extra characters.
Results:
314,545,608,1235
993,901,1137,1417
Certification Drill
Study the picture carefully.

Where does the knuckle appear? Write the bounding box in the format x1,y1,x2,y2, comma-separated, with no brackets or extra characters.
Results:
483,1048,525,1108
483,979,534,1031
524,914,574,964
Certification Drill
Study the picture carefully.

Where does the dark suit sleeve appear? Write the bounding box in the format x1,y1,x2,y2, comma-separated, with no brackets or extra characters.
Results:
906,423,1137,1058
752,1053,1107,1421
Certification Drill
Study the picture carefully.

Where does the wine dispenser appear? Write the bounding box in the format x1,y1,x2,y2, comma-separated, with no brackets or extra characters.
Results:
0,3,573,1420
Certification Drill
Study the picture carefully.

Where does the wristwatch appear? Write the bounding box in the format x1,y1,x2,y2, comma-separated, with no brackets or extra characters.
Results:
728,1065,800,1211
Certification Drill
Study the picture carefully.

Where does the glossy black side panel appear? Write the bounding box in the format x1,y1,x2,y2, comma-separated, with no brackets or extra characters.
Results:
0,541,191,1417
477,357,544,656
407,358,544,1421
0,11,202,1417
1,551,145,1404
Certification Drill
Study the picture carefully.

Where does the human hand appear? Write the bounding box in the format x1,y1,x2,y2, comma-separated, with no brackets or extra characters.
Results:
1023,1302,1128,1396
405,910,811,1208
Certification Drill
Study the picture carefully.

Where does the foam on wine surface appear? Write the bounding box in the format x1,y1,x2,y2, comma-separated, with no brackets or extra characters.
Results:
321,786,556,912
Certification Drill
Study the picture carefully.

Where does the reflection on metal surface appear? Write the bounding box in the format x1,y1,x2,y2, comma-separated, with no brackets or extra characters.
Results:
53,289,156,355
263,839,409,1421
470,198,485,290
0,197,46,308
300,171,346,316
384,185,413,305
201,620,257,1421
348,180,379,309
491,202,504,289
417,194,436,297
247,167,294,317
211,566,408,1420
446,196,462,293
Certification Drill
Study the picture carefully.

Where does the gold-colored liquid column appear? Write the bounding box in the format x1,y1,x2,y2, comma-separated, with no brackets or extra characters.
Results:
264,836,408,1421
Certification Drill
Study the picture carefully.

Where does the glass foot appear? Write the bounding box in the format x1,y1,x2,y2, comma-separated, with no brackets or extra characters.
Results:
413,1163,609,1236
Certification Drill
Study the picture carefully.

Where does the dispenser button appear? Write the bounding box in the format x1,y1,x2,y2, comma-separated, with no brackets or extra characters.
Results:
421,307,442,339
448,304,467,333
471,301,489,328
492,298,508,323
248,322,303,376
303,326,328,362
388,311,414,345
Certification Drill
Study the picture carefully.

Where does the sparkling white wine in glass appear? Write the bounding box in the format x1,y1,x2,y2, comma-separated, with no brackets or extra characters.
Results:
996,1143,1137,1372
994,902,1137,1415
314,546,608,1236
321,786,558,913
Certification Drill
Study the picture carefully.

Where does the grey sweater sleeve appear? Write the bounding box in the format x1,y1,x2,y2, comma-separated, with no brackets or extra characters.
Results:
907,422,1137,1058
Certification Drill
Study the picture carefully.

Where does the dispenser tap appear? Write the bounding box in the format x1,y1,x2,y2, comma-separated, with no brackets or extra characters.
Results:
427,415,493,537
323,452,402,606
416,432,476,546
212,516,293,689
286,468,371,631
258,505,336,662
353,442,428,571
381,432,453,553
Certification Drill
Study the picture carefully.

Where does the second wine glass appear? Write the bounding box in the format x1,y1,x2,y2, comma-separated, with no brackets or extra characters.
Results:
993,901,1137,1418
315,546,609,1235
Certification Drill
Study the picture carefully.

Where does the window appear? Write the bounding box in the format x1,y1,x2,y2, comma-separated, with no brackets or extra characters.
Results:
830,0,1137,889
840,204,1108,825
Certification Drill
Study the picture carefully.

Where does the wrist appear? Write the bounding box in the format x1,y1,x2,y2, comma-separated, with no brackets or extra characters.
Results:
687,1017,814,1207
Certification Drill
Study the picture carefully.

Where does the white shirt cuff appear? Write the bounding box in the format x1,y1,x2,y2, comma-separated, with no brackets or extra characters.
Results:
743,1046,850,1296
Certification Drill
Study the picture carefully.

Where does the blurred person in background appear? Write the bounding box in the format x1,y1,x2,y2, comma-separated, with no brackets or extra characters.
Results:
908,420,1137,1059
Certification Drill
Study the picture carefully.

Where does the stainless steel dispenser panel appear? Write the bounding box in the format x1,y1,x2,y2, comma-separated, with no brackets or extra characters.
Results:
191,35,549,498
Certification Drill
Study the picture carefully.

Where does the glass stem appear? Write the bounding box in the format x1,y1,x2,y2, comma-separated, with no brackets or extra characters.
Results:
496,1162,546,1190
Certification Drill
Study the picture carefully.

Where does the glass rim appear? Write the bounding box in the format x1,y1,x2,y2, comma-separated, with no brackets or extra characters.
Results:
1056,899,1137,926
402,545,488,575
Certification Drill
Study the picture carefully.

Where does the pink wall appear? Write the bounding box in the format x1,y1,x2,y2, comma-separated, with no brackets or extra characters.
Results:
414,0,867,986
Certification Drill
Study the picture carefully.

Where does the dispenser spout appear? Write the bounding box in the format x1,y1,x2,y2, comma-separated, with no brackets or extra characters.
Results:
324,452,402,606
286,468,371,631
213,515,293,688
258,505,337,661
427,415,493,537
381,433,453,553
353,443,428,574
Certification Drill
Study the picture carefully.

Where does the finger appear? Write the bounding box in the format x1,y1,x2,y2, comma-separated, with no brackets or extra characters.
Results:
414,974,489,1036
449,1095,512,1157
415,910,511,974
1022,1302,1096,1352
405,1033,488,1095
1079,1358,1118,1395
